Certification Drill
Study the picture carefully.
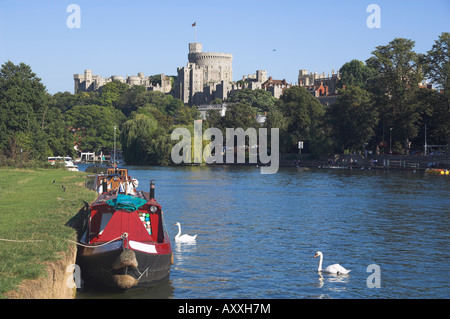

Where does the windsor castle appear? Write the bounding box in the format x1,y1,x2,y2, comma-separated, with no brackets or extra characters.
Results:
74,42,339,106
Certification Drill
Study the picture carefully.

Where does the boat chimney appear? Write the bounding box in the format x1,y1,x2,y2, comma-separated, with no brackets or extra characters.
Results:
150,180,155,199
102,178,107,194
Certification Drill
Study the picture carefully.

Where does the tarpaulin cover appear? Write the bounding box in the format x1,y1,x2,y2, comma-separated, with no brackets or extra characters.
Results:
106,194,147,211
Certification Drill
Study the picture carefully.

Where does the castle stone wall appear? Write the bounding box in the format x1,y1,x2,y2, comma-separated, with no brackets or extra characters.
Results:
174,43,234,105
73,70,172,94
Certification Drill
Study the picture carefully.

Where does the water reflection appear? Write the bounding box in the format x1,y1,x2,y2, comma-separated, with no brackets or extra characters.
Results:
77,278,175,299
315,272,351,290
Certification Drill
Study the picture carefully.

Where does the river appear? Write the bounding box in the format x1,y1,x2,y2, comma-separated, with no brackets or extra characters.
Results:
76,165,449,299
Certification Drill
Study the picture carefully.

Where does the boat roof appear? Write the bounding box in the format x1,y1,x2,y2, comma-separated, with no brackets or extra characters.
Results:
91,191,160,209
106,194,147,211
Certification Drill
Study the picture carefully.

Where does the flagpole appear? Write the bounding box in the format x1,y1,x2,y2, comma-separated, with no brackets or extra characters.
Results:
192,22,197,43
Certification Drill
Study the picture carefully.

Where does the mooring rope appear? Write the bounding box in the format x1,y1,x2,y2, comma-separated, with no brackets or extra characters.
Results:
0,238,43,243
0,233,128,247
68,233,128,248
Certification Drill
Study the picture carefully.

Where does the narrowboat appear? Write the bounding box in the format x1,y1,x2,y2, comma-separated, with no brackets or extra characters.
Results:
77,170,172,290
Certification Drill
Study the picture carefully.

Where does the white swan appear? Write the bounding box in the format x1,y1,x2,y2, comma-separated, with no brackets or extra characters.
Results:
174,222,197,243
314,251,351,274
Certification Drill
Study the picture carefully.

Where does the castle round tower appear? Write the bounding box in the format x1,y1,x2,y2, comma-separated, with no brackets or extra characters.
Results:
187,43,233,85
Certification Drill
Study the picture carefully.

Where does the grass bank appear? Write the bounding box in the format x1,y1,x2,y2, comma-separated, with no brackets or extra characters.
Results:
0,168,97,298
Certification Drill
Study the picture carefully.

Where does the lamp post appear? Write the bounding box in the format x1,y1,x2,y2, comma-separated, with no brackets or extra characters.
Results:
114,126,117,171
424,123,427,155
389,127,393,155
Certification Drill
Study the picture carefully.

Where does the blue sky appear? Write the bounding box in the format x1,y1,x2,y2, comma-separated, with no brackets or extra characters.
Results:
0,0,449,94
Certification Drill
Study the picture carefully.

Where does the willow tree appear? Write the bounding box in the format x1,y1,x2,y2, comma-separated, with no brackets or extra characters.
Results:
120,113,158,164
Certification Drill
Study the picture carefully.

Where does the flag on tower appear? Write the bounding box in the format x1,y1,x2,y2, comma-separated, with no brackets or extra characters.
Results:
192,22,196,27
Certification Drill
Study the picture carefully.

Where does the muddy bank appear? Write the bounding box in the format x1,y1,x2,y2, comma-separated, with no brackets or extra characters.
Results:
5,245,77,299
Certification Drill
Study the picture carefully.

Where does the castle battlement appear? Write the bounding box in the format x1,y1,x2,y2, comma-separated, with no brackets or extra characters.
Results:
189,52,233,60
73,70,172,94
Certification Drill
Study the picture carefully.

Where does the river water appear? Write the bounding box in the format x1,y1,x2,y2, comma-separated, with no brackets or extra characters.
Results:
76,165,449,299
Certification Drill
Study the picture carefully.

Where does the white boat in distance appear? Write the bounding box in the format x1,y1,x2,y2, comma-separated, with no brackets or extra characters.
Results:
48,156,79,171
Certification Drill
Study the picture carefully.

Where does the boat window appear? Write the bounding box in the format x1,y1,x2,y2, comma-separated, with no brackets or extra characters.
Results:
99,213,113,235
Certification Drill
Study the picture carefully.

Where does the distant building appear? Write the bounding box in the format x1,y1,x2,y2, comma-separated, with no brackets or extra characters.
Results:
298,69,340,106
261,76,293,99
298,69,340,96
73,45,342,109
241,70,268,90
73,70,172,94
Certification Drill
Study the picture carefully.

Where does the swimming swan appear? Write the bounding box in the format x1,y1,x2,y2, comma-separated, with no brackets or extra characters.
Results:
314,251,351,274
174,222,197,243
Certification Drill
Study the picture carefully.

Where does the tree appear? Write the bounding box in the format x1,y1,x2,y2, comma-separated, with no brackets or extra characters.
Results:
99,80,129,108
144,134,173,165
118,85,147,115
120,113,158,164
411,84,450,152
65,104,125,153
131,90,185,116
205,109,224,130
264,106,289,152
53,91,100,113
326,86,378,153
277,86,325,153
133,91,166,113
338,59,377,89
366,38,423,154
204,102,259,133
221,103,260,130
136,106,173,130
43,106,76,157
120,113,172,165
421,32,450,93
164,94,184,116
227,89,277,112
173,105,199,125
265,106,287,132
421,32,450,149
0,61,53,160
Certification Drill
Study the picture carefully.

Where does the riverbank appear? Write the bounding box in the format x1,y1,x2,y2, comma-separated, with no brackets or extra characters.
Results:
279,153,450,170
0,168,97,299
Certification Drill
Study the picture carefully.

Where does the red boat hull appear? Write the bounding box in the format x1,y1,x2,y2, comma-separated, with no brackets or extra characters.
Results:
77,240,172,289
76,189,173,290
